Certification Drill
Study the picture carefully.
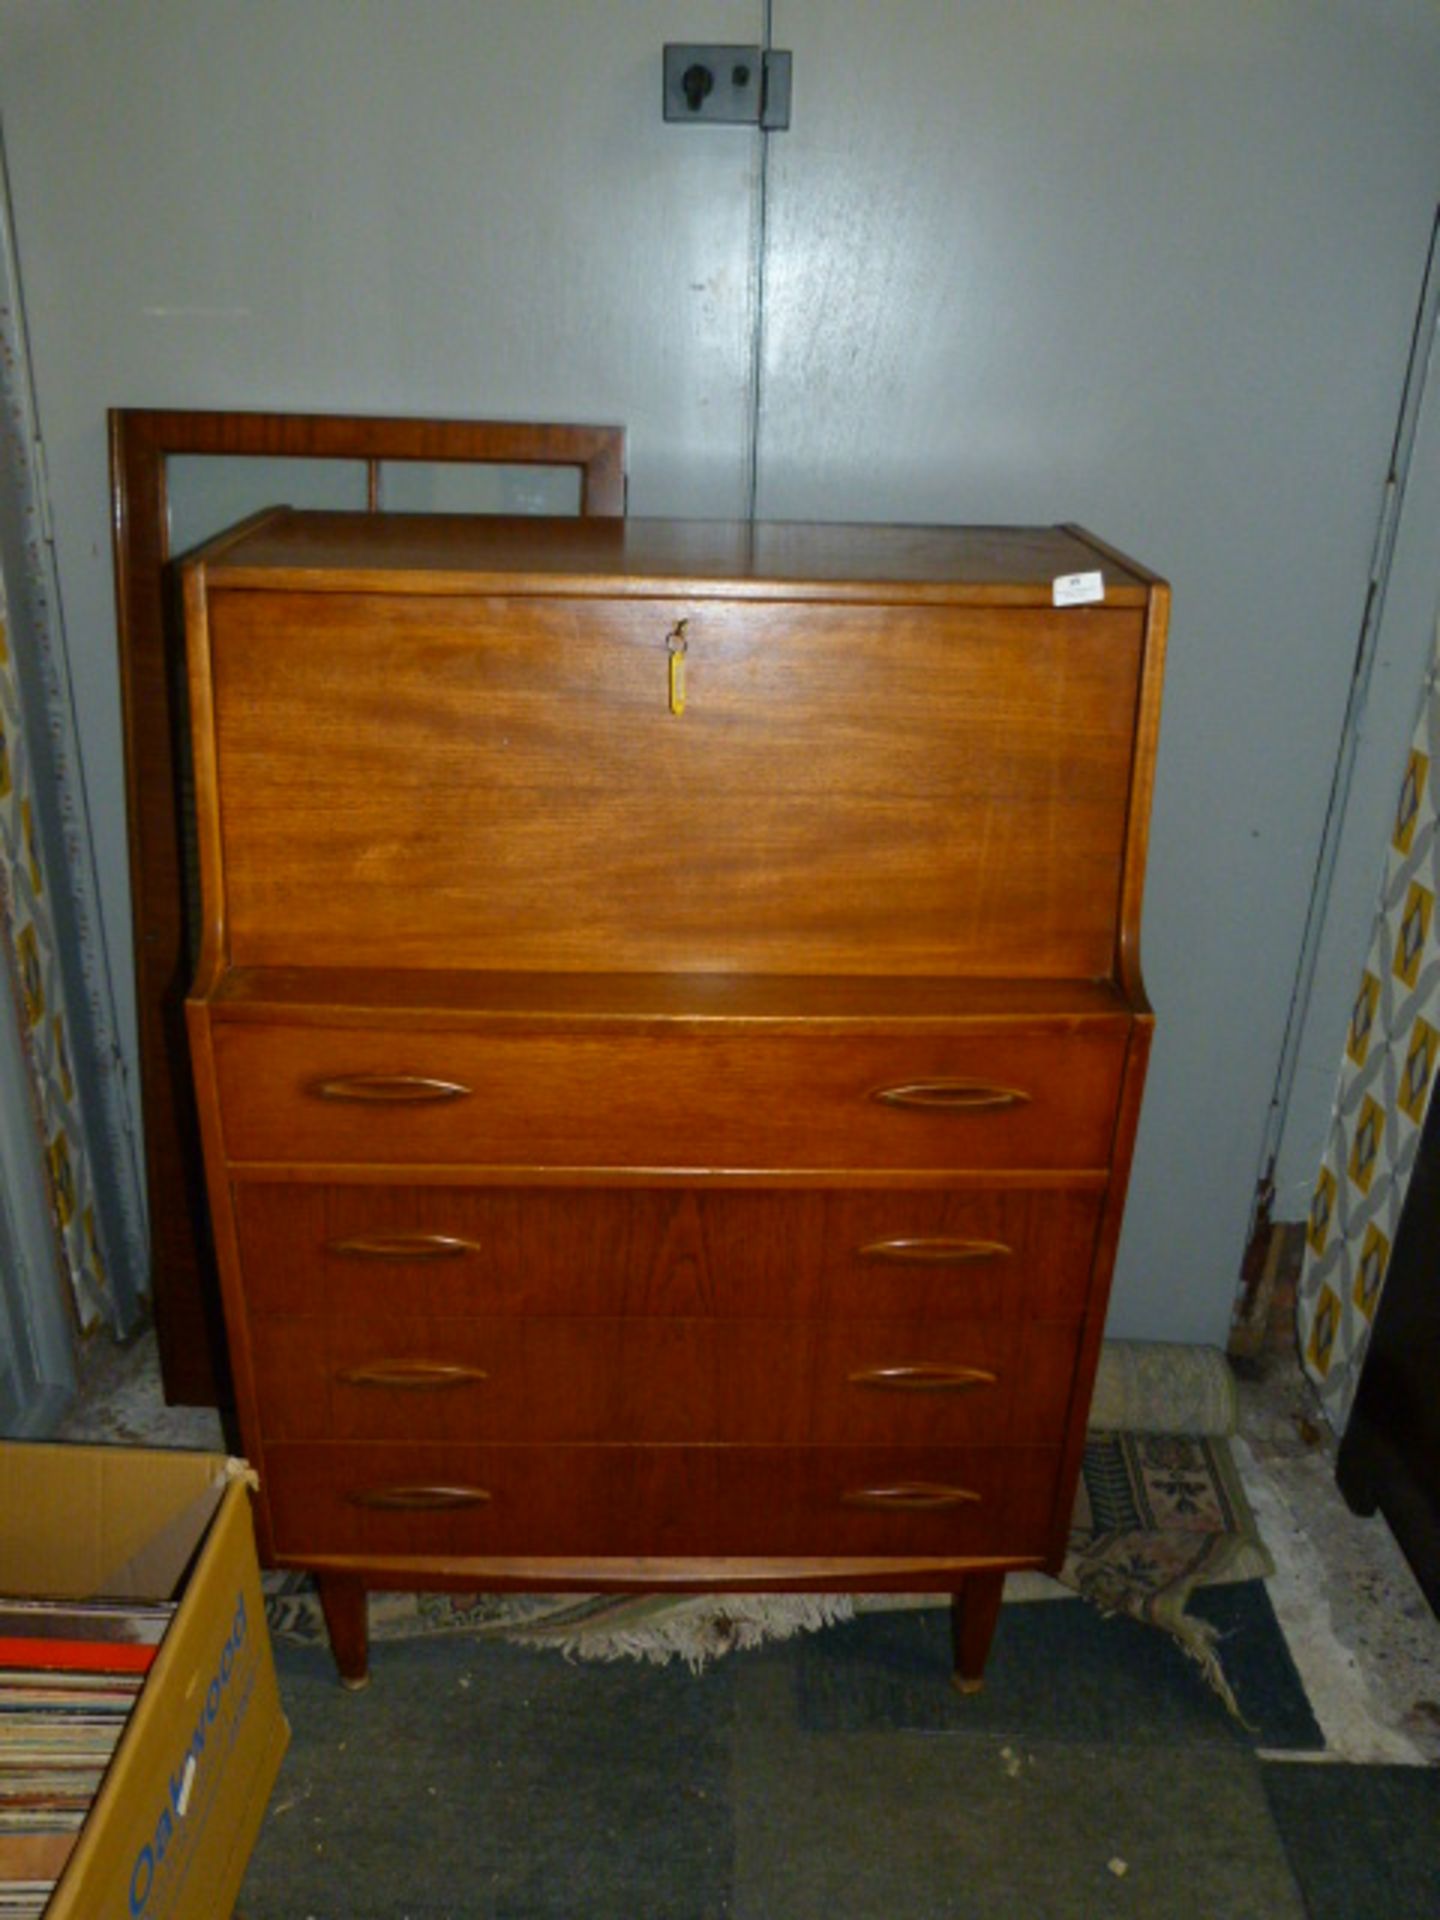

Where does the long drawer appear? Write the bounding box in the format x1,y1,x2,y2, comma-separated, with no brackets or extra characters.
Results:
210,1022,1128,1171
261,1443,1062,1560
246,1314,1082,1446
233,1183,1104,1321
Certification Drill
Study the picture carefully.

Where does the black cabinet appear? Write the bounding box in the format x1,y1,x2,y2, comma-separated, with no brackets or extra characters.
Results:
1336,1083,1440,1616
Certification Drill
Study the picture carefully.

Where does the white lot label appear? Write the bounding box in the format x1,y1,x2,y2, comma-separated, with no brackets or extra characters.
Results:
1052,570,1105,607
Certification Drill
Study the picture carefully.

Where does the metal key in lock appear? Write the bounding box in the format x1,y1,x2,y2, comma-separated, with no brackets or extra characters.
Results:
667,621,688,715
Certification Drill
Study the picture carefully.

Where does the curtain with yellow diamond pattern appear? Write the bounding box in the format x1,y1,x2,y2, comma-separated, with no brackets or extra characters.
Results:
1298,621,1440,1430
0,554,123,1335
1,139,146,1350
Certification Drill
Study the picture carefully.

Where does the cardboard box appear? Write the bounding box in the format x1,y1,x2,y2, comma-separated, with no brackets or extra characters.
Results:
0,1443,288,1919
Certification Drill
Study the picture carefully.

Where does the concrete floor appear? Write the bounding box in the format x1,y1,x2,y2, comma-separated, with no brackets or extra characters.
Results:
1231,1344,1440,1765
56,1326,1440,1766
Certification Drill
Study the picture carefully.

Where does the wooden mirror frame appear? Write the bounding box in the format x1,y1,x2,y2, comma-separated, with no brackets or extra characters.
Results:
108,409,626,1404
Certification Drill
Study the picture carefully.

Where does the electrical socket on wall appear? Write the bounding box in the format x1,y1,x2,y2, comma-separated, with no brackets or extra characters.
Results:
662,45,792,130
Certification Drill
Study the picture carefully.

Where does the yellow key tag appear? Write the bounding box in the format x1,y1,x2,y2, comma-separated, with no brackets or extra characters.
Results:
667,623,688,715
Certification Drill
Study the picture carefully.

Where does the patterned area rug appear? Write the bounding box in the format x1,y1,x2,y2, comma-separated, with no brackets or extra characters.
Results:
1087,1339,1238,1437
263,1428,1271,1706
1064,1429,1271,1714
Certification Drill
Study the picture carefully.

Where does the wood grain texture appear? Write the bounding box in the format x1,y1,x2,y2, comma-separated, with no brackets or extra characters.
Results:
110,411,624,1404
245,1314,1080,1446
183,1002,276,1562
197,512,1152,602
1040,1015,1155,1570
210,1022,1127,1172
292,1555,1038,1594
262,1443,1062,1560
182,513,1168,1685
233,1182,1103,1322
208,968,1132,1027
951,1569,1007,1691
205,590,1142,978
314,1572,369,1688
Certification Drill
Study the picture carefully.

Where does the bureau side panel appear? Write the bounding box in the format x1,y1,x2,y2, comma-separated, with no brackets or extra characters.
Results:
1041,1013,1156,1567
183,1001,276,1561
204,590,1145,978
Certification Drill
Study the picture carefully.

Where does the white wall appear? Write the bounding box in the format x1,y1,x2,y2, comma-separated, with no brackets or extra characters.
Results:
3,0,1440,1346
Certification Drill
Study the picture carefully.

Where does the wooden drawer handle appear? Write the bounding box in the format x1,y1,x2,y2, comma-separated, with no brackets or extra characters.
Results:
335,1362,489,1390
345,1484,491,1511
874,1080,1030,1112
327,1232,481,1260
841,1483,982,1511
848,1365,999,1393
859,1237,1013,1265
310,1074,472,1105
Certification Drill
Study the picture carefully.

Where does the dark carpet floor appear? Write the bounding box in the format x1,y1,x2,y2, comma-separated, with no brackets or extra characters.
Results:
239,1584,1438,1919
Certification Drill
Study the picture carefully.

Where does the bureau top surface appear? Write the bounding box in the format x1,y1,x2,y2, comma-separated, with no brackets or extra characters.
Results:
191,510,1158,605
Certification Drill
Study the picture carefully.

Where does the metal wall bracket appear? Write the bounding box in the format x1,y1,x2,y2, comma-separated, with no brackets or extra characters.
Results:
662,45,792,130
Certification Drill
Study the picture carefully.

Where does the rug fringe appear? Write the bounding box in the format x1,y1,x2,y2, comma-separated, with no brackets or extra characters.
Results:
1065,1553,1256,1730
1168,1609,1254,1731
505,1595,857,1672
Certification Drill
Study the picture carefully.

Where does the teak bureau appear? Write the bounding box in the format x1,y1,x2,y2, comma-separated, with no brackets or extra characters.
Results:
183,511,1169,1688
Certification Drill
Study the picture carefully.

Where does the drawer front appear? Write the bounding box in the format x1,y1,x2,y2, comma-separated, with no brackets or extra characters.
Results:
247,1315,1081,1446
261,1442,1062,1560
212,1023,1128,1170
234,1183,1104,1322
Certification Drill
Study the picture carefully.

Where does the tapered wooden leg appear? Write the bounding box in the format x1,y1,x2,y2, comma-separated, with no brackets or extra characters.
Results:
950,1571,1005,1694
316,1574,371,1690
